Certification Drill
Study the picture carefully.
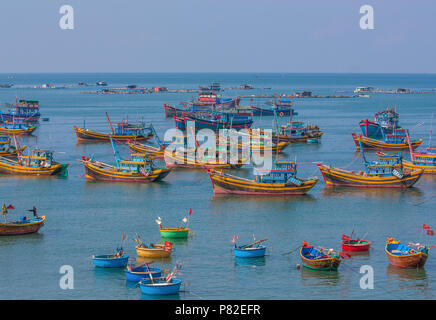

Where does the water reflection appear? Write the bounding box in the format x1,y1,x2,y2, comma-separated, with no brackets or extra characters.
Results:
234,256,266,268
322,186,424,200
212,193,317,203
140,293,180,300
385,265,431,297
0,233,44,247
386,264,428,281
300,267,340,286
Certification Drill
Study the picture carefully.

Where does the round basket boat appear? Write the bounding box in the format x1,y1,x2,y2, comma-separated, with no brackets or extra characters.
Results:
160,228,189,239
341,240,371,252
93,254,129,268
125,266,162,282
136,244,172,258
234,245,266,258
139,278,182,295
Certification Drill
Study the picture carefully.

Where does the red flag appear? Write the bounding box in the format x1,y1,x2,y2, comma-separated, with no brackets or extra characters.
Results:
164,241,173,252
423,224,430,230
427,230,434,236
6,205,14,210
122,233,126,241
189,208,193,216
341,234,350,241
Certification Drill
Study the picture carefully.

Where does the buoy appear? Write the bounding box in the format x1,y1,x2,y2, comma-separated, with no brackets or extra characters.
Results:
296,264,300,270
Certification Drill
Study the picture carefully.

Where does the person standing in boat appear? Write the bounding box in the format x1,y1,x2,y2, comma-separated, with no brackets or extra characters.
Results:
28,206,38,218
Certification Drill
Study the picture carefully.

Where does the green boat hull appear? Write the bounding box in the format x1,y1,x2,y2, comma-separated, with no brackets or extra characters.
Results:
160,230,189,239
302,263,338,271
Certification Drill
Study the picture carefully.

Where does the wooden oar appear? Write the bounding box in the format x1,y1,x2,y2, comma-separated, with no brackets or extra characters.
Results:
357,232,368,244
239,238,268,249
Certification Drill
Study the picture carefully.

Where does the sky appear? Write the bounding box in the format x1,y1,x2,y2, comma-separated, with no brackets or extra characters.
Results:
0,0,435,73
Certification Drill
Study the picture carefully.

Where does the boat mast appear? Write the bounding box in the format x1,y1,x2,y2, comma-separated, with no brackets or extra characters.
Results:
105,112,115,135
429,113,434,148
109,136,121,167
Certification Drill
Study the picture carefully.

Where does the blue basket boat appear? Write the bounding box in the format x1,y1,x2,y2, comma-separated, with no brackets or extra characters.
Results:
234,245,266,258
139,278,182,295
93,254,129,268
125,265,162,282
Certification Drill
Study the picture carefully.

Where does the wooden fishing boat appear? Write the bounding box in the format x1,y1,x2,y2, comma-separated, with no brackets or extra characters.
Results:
128,141,164,159
318,143,423,188
385,238,428,268
0,136,26,157
139,278,182,295
0,215,45,236
74,112,153,142
300,242,341,271
93,254,129,268
125,265,162,282
341,234,371,252
136,243,173,258
0,121,37,135
0,146,68,176
164,148,246,169
359,106,400,138
352,131,422,151
175,112,253,131
2,99,41,123
81,136,170,182
402,124,436,174
209,160,318,195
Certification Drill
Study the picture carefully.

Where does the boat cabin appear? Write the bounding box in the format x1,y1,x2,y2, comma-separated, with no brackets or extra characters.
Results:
364,153,403,176
118,153,153,173
255,161,302,185
20,149,55,167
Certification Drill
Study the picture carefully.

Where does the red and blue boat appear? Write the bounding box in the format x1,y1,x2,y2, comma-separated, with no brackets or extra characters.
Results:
174,112,253,131
359,106,400,138
1,99,40,123
352,128,422,151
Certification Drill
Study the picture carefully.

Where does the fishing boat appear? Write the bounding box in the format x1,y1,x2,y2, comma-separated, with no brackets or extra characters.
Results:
93,253,129,268
2,99,40,123
199,82,221,92
352,129,422,151
80,136,170,182
341,234,371,252
300,242,341,271
74,112,153,142
127,124,165,159
156,211,192,239
233,238,267,258
359,106,400,138
125,264,162,282
208,160,318,195
0,119,37,135
174,112,253,131
402,118,436,174
135,235,173,258
164,147,246,169
275,122,323,143
252,98,298,116
0,138,68,176
385,238,428,268
318,145,423,188
139,278,182,295
139,262,182,295
0,204,45,236
0,136,26,157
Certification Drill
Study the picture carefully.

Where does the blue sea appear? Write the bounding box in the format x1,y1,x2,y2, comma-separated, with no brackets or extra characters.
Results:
0,73,435,300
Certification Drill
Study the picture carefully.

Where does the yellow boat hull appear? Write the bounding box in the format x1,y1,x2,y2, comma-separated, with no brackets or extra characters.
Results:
136,245,172,258
403,160,436,174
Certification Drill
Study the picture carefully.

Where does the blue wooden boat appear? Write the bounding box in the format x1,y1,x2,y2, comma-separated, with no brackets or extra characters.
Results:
139,278,182,295
359,107,400,138
385,238,429,268
125,264,162,282
1,100,40,123
300,243,341,270
175,112,253,131
93,254,129,268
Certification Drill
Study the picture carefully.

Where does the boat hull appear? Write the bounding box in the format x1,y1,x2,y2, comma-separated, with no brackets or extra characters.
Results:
276,131,323,143
0,216,45,236
234,245,266,258
93,254,129,268
209,170,318,195
74,126,152,142
0,126,37,135
160,228,189,239
300,247,341,271
352,133,422,151
83,161,170,182
139,278,181,295
136,245,172,258
125,266,162,282
385,244,428,268
0,160,67,176
164,150,244,169
341,240,371,252
128,142,164,159
318,164,423,188
403,160,436,174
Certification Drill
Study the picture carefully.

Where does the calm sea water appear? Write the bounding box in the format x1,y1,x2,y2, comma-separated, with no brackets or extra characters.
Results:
0,73,435,300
